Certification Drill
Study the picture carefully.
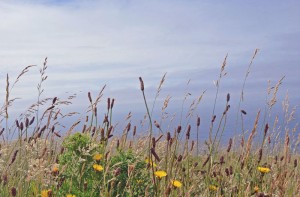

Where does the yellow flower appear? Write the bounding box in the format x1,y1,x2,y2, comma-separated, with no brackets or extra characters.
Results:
93,164,104,172
52,164,59,175
171,180,182,188
41,190,51,197
52,166,59,172
66,195,76,197
257,167,271,173
93,153,103,161
154,170,167,178
145,158,157,167
209,185,218,191
254,186,259,193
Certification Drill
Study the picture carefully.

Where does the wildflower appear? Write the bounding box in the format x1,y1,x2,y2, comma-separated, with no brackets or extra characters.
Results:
209,185,218,191
41,190,51,197
93,153,103,161
52,165,59,175
145,158,157,167
254,186,259,193
171,180,182,188
93,164,104,172
66,195,76,197
154,170,167,178
257,167,271,173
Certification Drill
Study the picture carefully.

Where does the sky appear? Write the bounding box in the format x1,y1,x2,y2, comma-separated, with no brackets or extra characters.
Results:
0,0,299,140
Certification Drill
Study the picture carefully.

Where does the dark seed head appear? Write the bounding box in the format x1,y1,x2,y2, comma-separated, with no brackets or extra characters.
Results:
88,92,92,103
111,98,115,109
177,125,181,134
52,97,57,105
16,120,20,128
211,115,216,123
197,116,200,127
11,187,17,196
29,116,35,125
241,110,247,115
139,77,144,91
25,118,29,128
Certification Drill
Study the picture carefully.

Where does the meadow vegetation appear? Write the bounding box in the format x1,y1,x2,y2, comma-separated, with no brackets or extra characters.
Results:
0,52,299,197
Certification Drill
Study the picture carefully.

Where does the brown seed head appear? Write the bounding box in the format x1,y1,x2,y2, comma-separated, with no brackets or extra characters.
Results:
111,98,115,109
177,125,181,134
88,92,92,103
167,132,171,141
264,124,269,138
211,115,216,123
10,150,19,166
197,116,200,127
94,107,97,117
220,156,225,165
25,118,29,128
114,167,121,177
126,122,131,132
117,140,120,149
225,168,230,176
0,128,4,136
202,155,210,167
20,122,24,131
241,110,247,115
29,116,35,125
52,97,57,105
177,155,183,162
190,140,195,151
133,126,136,136
139,77,144,91
258,148,263,163
16,120,19,128
11,187,17,196
154,121,160,129
186,125,191,139
227,138,232,152
152,137,156,148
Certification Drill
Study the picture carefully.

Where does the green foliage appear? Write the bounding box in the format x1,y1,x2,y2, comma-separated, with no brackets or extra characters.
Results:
108,149,153,197
57,133,104,196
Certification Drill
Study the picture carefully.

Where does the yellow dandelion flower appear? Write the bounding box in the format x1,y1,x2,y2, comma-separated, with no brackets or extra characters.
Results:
41,190,51,197
171,180,182,188
209,185,218,191
52,166,59,172
93,164,104,172
154,170,167,178
52,164,59,175
66,194,76,197
145,158,157,167
257,167,271,173
93,153,103,161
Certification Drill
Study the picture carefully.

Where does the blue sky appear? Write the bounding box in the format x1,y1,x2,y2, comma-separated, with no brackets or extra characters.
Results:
0,1,299,139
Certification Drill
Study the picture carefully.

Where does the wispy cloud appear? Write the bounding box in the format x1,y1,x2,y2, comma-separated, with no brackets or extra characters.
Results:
0,1,299,124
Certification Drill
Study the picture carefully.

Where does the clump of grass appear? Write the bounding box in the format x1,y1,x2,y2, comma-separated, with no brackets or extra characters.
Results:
0,54,299,197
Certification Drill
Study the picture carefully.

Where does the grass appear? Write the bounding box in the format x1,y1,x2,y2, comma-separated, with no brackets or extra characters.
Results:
0,53,299,197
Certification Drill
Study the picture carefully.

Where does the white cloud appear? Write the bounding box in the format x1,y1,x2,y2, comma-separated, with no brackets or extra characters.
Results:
0,0,299,116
